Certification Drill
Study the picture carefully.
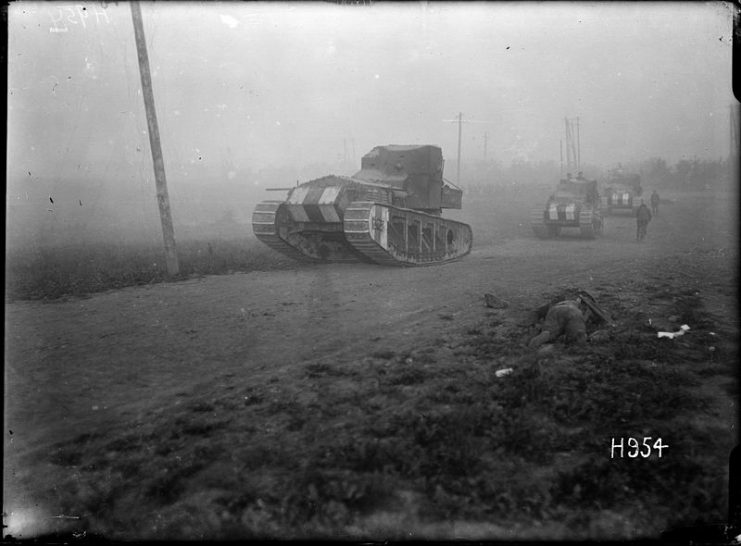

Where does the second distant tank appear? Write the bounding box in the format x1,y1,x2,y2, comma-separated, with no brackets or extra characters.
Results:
602,165,642,215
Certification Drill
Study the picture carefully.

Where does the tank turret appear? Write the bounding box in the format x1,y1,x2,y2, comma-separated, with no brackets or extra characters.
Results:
352,145,462,212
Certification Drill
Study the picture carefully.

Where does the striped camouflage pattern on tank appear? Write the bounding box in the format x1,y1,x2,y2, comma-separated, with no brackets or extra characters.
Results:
544,202,582,223
607,191,633,207
284,178,391,224
285,184,343,223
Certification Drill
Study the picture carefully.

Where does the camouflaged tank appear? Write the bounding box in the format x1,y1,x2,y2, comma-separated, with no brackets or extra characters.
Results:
602,167,643,215
530,176,604,239
252,145,472,265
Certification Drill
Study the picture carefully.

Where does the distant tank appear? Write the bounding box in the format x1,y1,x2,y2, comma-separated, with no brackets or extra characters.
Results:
602,166,642,215
252,145,472,265
530,175,604,239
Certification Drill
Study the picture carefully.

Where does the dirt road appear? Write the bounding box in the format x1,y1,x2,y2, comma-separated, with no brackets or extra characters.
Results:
4,186,738,538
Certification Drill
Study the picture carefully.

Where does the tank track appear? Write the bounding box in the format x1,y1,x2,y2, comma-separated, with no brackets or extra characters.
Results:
252,201,324,263
530,208,550,238
579,209,596,238
579,209,604,239
343,201,472,266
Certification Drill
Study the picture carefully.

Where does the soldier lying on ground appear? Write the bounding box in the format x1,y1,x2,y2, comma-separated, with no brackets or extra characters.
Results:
528,297,592,349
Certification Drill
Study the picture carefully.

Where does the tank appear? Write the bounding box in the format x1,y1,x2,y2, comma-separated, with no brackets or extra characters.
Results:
530,175,604,239
602,166,642,215
252,145,472,266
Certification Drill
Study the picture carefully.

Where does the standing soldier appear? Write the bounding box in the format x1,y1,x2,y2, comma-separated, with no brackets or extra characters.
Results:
636,199,652,241
650,189,660,216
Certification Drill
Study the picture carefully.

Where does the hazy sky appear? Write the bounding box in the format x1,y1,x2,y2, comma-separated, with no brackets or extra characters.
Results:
7,1,737,181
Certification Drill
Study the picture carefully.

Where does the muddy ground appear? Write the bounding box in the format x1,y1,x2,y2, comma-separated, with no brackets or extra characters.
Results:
4,184,739,540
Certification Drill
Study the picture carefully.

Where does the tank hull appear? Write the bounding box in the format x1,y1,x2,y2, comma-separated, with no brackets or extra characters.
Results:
253,200,472,266
602,186,639,215
530,202,604,239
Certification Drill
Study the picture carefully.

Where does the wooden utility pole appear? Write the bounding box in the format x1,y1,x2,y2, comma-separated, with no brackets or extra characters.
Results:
130,1,179,275
560,139,564,176
456,112,463,185
564,117,574,173
731,104,739,161
564,116,581,174
576,116,581,171
443,112,490,185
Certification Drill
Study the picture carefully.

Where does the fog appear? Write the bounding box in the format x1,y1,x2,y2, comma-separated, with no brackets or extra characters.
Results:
6,1,736,246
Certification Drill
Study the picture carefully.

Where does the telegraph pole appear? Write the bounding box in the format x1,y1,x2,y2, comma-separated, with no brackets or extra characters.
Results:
130,1,179,276
443,113,490,185
560,139,564,176
564,117,575,173
456,112,463,185
731,104,739,161
564,116,582,174
576,116,581,172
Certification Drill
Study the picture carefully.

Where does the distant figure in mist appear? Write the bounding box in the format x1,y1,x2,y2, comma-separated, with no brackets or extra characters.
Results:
636,200,652,241
650,190,660,216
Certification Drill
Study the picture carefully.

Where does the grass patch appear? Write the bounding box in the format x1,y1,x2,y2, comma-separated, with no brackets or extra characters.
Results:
370,350,396,360
5,238,297,301
28,281,733,539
